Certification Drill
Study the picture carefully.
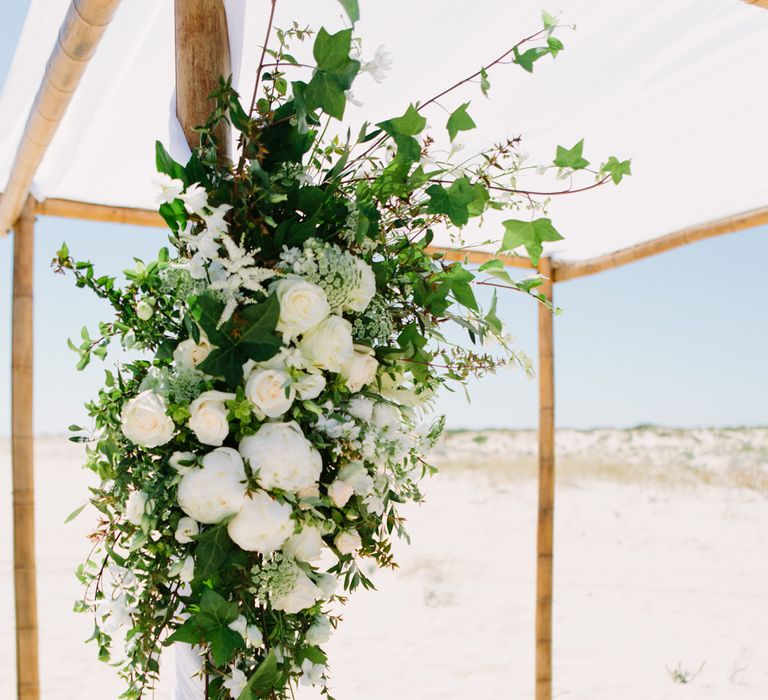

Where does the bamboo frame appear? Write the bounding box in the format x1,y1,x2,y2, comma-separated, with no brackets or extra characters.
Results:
12,197,38,700
741,0,768,9
0,0,121,235
535,257,556,700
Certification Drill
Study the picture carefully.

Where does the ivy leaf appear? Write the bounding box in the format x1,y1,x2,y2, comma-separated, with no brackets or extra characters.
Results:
378,104,427,138
485,290,502,333
500,218,563,266
548,35,564,57
305,71,348,119
336,0,360,23
425,177,478,227
542,9,557,34
513,46,550,73
554,139,589,170
600,156,632,184
313,28,354,74
446,102,476,142
238,652,279,700
166,617,203,646
305,28,360,119
480,67,491,97
193,525,235,586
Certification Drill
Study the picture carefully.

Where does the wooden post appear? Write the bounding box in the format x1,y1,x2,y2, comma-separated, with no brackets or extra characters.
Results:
174,0,232,154
12,196,38,700
535,256,555,700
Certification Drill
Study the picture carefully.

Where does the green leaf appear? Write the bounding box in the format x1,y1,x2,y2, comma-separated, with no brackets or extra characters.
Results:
425,177,481,227
500,218,563,266
446,102,476,142
554,139,589,170
208,625,244,667
166,617,202,646
238,651,279,700
378,104,427,138
198,589,240,629
194,525,235,585
513,46,550,73
547,36,564,57
314,28,354,73
542,9,557,33
600,156,632,184
64,503,86,524
305,71,348,119
480,67,491,97
485,290,502,333
155,141,187,183
337,0,360,22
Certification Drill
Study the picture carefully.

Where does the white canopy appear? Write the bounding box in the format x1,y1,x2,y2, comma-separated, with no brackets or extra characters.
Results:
1,0,767,261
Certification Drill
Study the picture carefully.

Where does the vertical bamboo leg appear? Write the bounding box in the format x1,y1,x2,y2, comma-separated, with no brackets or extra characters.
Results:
535,256,555,700
12,196,38,700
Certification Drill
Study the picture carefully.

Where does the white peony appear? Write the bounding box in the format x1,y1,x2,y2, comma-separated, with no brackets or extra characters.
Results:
174,516,199,544
299,316,354,373
173,335,212,370
283,525,324,562
344,258,377,313
305,615,333,645
274,276,330,340
327,480,354,508
335,530,362,555
245,368,295,418
177,447,247,524
121,391,175,448
188,391,235,446
372,402,401,432
347,396,374,422
179,184,209,215
271,568,323,614
239,422,322,494
227,491,294,553
337,462,374,496
125,490,151,526
294,371,326,400
340,344,378,393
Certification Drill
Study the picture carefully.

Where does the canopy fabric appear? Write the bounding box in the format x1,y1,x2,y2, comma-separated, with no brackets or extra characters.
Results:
0,0,766,261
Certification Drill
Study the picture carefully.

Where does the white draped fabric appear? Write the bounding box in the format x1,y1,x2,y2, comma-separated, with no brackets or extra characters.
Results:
1,1,767,260
173,643,205,700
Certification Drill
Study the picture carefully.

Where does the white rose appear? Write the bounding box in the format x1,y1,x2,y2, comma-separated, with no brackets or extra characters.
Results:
121,391,175,448
327,480,354,508
169,451,197,474
125,490,150,526
335,530,362,555
227,491,294,554
188,390,235,446
177,447,247,524
283,525,324,562
239,422,322,494
305,615,332,645
347,396,374,422
175,516,199,544
340,344,378,393
337,462,374,496
316,573,338,599
274,276,330,340
299,316,353,373
372,402,401,432
294,372,326,400
173,335,212,369
344,258,377,313
245,368,295,418
271,568,323,614
136,299,154,321
180,183,209,216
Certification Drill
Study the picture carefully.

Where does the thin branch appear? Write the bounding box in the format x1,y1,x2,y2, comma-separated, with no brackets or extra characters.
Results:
249,0,279,119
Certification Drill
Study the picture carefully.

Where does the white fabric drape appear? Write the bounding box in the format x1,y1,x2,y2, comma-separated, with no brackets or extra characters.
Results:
173,643,205,700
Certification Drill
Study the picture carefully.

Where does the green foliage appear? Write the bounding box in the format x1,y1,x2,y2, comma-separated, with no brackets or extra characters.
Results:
337,0,360,23
500,218,564,265
446,102,476,142
600,156,633,184
554,139,589,170
238,652,280,700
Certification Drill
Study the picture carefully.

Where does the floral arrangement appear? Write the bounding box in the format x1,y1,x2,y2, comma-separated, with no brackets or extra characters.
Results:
56,3,628,698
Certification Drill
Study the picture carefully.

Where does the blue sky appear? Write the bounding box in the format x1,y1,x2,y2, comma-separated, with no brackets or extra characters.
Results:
0,2,765,435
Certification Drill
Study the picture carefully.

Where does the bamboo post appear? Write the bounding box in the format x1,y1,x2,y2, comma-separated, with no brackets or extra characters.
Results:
535,256,555,700
12,196,38,700
174,0,232,154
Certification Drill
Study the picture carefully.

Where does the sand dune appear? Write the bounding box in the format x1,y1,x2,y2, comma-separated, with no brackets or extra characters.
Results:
1,431,767,699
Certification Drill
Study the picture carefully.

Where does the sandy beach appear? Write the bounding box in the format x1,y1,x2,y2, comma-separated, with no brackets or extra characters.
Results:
1,429,767,699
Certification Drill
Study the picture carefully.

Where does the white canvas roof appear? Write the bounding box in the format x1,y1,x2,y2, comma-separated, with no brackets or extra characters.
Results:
0,0,766,261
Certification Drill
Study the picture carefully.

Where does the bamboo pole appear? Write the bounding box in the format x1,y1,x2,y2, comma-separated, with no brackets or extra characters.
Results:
553,206,768,282
37,198,165,228
12,196,38,700
741,0,768,9
535,256,555,700
174,0,232,154
0,0,122,235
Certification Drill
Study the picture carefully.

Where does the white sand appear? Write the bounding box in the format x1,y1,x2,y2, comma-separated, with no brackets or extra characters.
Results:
1,432,767,699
